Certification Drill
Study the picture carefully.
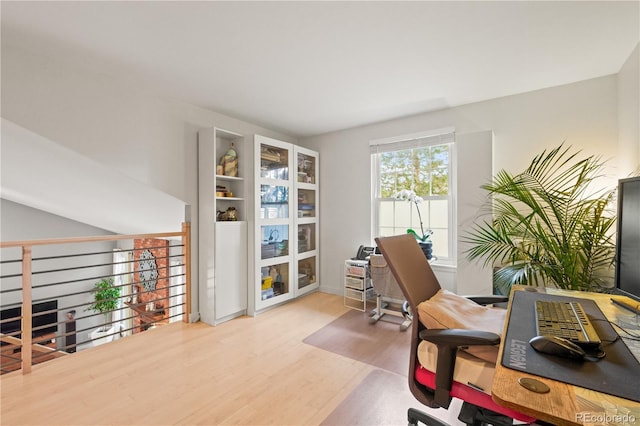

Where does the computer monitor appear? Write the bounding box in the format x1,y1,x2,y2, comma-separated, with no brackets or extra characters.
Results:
614,176,640,302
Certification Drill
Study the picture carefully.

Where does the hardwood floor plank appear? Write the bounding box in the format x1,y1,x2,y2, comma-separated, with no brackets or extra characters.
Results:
1,292,457,425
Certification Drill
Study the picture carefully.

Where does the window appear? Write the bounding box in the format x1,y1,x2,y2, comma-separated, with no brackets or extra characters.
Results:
371,130,455,262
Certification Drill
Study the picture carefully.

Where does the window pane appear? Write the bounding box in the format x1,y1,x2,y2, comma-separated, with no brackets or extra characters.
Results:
429,199,448,229
431,145,449,168
410,202,428,234
395,201,412,228
379,200,395,227
431,167,449,195
379,146,450,197
379,227,397,237
430,228,448,259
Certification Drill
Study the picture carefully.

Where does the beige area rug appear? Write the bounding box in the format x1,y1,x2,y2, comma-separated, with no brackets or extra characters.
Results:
302,308,411,376
320,368,464,426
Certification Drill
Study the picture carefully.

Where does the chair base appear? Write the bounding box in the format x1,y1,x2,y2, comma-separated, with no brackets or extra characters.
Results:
407,403,518,426
458,401,514,426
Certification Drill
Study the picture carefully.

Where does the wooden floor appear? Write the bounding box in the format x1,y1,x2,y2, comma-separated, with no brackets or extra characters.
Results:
0,292,457,425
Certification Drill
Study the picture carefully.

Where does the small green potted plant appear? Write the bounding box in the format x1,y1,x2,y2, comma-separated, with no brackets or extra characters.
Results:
87,277,120,345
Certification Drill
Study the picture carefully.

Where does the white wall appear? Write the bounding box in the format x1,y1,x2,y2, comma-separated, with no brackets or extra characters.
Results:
456,131,493,295
1,45,297,201
1,44,297,319
618,43,640,176
1,118,186,235
302,75,622,296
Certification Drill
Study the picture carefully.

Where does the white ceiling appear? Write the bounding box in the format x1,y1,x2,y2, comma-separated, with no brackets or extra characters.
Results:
2,1,639,138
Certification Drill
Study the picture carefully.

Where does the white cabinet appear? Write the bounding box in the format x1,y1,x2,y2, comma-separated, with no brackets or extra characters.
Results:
214,222,247,320
252,135,319,313
198,128,248,324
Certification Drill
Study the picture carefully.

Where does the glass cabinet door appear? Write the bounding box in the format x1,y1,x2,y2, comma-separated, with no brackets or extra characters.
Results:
261,143,289,180
260,262,289,301
255,135,295,312
254,136,318,312
260,184,289,219
297,151,316,184
294,146,319,298
260,224,289,259
297,223,316,254
297,188,316,218
298,256,316,290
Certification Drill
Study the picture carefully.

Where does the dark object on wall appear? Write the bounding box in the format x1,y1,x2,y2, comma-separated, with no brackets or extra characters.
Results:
0,300,58,341
65,310,76,353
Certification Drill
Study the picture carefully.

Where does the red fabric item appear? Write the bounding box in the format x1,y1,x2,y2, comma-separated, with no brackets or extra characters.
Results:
414,365,536,423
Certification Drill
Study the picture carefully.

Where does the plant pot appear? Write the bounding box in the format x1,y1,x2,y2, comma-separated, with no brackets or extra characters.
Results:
419,241,433,260
89,326,115,347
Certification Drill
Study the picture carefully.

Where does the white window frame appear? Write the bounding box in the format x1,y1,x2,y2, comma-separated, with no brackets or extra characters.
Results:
370,128,457,264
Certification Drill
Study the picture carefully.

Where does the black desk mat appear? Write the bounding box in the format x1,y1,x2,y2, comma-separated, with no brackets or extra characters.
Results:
501,291,640,402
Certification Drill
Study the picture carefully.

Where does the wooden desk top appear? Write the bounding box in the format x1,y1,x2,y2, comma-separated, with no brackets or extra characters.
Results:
492,287,640,426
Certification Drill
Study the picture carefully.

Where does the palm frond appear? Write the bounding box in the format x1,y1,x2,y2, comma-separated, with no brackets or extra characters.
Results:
465,143,618,293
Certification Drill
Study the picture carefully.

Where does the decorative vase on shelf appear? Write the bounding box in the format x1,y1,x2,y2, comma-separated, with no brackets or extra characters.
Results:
222,143,238,177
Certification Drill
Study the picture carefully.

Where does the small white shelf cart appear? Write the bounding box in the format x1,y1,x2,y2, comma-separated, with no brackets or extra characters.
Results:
343,259,375,312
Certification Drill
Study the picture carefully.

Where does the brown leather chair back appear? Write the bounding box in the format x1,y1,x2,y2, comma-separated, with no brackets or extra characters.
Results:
375,234,441,309
375,234,443,408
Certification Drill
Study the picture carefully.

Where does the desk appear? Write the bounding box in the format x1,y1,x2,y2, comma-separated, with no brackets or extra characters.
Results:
492,288,640,426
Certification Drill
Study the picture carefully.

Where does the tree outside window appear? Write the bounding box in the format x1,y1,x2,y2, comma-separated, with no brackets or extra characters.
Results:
374,143,452,260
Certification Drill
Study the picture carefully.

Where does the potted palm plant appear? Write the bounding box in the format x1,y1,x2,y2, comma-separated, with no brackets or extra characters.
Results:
87,277,120,346
465,144,617,294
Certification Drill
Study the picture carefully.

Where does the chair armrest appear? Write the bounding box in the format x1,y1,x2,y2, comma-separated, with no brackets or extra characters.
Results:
465,295,509,305
418,329,501,408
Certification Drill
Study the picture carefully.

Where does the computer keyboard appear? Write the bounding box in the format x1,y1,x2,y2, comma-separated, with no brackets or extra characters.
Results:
535,300,601,348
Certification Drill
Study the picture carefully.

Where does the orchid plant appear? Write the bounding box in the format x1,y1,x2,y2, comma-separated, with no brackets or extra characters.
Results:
394,189,433,243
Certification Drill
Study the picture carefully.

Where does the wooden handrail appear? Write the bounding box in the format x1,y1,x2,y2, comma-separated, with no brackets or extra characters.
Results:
0,333,67,356
1,231,185,248
0,223,191,374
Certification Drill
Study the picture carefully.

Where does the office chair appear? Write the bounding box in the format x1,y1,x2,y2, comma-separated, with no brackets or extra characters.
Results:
375,234,536,426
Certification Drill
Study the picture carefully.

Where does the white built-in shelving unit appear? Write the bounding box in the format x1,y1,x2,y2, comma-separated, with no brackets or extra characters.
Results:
198,128,248,324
